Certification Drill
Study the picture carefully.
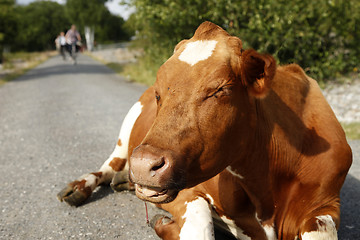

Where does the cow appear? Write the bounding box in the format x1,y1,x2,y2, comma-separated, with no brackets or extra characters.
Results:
57,22,352,240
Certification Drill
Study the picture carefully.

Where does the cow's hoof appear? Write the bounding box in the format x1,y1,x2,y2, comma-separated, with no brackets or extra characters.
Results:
57,184,88,207
150,214,172,229
111,171,131,192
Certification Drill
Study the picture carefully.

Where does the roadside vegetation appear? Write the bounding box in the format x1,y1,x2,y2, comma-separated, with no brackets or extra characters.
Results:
0,51,56,84
121,0,359,86
342,122,360,140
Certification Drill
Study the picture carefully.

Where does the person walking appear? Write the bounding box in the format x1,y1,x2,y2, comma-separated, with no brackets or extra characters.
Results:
58,32,67,60
65,25,81,64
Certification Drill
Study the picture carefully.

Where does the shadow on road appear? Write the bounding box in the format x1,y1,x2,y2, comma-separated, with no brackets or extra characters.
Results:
339,174,360,239
82,186,115,206
14,60,114,82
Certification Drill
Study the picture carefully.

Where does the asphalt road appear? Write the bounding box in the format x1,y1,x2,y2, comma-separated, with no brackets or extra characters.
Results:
0,54,359,240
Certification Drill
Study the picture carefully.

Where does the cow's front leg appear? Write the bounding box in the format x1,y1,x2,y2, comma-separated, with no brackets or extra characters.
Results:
57,154,129,206
57,101,144,206
57,132,130,206
152,192,215,240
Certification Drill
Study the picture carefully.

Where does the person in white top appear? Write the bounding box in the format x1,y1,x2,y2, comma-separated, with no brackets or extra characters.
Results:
58,32,67,60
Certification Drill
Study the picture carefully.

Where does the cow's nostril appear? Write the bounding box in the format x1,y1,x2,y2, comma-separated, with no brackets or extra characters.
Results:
150,157,166,177
151,159,165,172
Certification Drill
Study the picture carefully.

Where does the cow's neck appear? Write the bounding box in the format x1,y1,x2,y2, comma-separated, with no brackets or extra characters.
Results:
226,98,276,221
231,78,310,222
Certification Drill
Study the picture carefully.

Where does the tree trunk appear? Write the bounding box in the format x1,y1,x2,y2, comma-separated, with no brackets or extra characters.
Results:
84,26,95,51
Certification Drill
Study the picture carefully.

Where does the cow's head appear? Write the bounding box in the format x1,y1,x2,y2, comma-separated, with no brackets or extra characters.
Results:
129,22,276,203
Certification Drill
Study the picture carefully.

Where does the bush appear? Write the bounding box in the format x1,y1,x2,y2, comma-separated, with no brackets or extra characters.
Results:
125,0,360,83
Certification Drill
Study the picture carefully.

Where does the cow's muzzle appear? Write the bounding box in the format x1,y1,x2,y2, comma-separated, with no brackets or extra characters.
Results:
134,184,178,203
129,145,180,203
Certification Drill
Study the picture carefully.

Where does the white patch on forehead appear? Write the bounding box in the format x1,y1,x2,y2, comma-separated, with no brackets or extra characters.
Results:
178,40,217,66
226,166,244,179
301,215,337,240
179,198,215,240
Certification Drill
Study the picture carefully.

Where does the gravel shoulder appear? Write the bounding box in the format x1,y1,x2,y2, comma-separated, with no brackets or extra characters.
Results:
0,54,358,239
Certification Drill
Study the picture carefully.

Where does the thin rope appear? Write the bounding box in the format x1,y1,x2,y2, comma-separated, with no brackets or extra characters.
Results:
145,202,150,226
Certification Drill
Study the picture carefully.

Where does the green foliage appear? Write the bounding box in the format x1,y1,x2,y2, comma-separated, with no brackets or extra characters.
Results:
94,9,131,43
14,2,70,51
122,54,162,85
125,0,360,82
66,0,108,28
66,0,131,43
0,0,17,62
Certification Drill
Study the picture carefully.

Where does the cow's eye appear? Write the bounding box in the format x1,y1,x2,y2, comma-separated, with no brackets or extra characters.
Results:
210,86,231,98
155,94,160,102
211,87,223,98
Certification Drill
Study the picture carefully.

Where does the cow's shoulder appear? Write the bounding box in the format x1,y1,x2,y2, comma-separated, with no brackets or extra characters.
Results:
279,63,305,76
276,63,309,86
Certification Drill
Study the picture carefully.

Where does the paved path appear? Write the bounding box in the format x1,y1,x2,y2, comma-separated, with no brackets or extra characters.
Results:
0,54,359,239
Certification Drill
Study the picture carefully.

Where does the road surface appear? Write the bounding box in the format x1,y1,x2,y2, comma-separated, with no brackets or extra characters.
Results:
0,54,359,239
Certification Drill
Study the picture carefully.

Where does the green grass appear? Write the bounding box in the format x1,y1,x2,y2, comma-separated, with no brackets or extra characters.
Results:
342,122,360,140
105,62,126,74
0,70,26,85
87,52,158,86
121,60,158,86
0,51,56,85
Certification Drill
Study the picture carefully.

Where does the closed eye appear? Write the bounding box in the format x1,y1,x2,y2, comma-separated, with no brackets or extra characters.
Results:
208,85,232,99
211,87,224,98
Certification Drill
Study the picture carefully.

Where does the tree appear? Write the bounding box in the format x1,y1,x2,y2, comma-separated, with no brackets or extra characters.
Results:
66,0,108,50
14,1,70,51
95,11,131,43
0,0,17,62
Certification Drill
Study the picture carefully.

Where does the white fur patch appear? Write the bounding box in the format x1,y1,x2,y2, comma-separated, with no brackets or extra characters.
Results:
255,213,261,223
301,215,337,240
226,166,244,179
179,198,215,240
263,224,277,240
113,101,143,159
178,40,217,66
220,215,251,240
206,194,215,206
99,101,142,176
84,174,97,188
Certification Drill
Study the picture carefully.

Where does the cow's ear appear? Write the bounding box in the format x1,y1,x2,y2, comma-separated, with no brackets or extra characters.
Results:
240,49,276,98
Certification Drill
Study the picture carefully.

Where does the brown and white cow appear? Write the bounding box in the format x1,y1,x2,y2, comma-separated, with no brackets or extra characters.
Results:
58,22,352,240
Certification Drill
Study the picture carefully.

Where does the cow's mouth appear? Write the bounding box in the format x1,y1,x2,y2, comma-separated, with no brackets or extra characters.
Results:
135,184,178,203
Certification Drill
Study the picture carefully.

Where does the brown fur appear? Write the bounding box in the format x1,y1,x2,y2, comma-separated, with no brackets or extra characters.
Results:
109,157,127,171
126,22,352,239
